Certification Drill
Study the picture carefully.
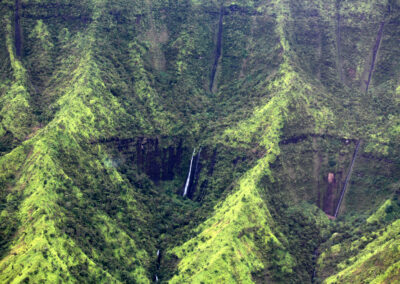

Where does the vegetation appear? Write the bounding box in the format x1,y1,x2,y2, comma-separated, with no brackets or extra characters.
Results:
0,0,399,283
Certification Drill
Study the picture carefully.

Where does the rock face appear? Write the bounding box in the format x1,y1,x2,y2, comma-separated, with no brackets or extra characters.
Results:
0,0,399,283
95,137,184,182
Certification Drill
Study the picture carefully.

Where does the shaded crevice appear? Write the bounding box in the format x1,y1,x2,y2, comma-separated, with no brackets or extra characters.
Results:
14,0,22,57
209,6,224,92
364,22,385,93
0,129,19,157
19,3,92,23
226,4,261,16
92,137,183,182
360,153,396,165
279,133,357,145
311,248,319,283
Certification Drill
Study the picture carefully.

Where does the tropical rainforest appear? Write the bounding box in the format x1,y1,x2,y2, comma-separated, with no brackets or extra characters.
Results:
0,0,399,283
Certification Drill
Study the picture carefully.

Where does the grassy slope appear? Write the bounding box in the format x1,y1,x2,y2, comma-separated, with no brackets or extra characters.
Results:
318,198,400,283
0,1,154,282
0,9,35,146
167,0,400,283
0,0,399,283
168,63,293,283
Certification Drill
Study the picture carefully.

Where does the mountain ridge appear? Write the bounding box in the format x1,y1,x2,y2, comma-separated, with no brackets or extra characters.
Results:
0,0,399,283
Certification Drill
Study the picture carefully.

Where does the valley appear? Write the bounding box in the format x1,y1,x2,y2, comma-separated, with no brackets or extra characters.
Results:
0,0,399,283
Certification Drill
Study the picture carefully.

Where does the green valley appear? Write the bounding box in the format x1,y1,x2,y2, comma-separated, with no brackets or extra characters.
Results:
0,0,399,283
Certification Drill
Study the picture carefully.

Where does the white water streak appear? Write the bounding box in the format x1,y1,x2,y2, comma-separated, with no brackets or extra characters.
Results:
183,149,196,197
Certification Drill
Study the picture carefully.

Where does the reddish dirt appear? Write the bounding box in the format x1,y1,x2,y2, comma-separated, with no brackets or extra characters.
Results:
328,172,334,184
25,126,42,141
323,173,337,215
326,214,336,220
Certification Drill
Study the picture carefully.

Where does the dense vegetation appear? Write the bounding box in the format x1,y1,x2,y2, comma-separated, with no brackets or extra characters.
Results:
0,0,399,283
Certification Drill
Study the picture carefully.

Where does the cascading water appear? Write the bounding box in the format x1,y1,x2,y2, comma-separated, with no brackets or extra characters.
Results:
364,22,385,93
209,6,224,92
183,149,196,197
194,148,201,177
334,140,361,217
14,0,22,57
311,249,319,282
154,249,161,282
187,148,202,199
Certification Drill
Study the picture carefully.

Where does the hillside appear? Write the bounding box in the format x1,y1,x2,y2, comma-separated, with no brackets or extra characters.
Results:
0,0,399,283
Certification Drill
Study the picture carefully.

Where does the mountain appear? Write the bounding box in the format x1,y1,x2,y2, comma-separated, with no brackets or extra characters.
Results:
0,0,399,283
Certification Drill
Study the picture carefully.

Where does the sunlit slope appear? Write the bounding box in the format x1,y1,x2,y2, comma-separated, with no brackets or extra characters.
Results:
0,0,399,283
166,62,329,282
166,0,400,283
0,1,154,282
168,66,292,283
317,198,400,283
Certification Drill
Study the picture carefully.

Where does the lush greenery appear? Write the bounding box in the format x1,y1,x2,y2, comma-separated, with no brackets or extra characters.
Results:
0,0,399,283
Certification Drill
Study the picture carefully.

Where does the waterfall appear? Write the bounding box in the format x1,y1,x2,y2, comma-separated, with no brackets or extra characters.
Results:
190,148,202,198
14,0,22,57
336,0,343,83
209,6,224,92
194,148,201,176
154,249,161,283
334,140,361,217
311,249,319,282
364,22,385,93
183,149,196,197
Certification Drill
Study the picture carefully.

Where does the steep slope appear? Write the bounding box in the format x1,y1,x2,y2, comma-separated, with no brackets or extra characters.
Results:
317,197,400,283
0,1,155,282
0,0,399,283
163,0,400,282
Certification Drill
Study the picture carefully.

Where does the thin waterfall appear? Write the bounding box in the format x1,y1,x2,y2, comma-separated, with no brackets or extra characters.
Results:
194,148,201,176
334,140,361,217
209,6,224,92
154,249,161,283
14,0,22,57
183,149,196,197
311,249,319,282
189,148,202,198
336,0,343,83
364,22,385,93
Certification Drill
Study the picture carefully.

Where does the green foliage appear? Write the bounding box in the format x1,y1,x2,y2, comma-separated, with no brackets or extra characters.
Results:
0,15,35,143
0,0,399,283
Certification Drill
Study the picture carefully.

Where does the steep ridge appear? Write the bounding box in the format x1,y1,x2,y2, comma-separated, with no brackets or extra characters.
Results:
0,1,155,282
317,197,400,283
0,0,399,283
